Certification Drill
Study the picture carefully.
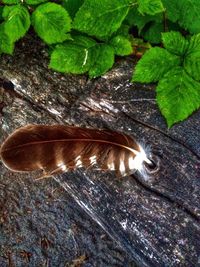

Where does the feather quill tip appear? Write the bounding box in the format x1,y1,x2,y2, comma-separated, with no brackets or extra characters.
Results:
134,144,158,181
129,145,149,171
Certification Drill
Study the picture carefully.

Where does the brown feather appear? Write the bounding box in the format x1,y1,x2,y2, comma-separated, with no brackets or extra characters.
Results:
0,124,150,177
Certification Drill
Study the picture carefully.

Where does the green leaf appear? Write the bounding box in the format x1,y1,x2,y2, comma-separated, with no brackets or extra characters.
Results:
0,24,14,55
162,0,180,23
2,5,30,42
49,35,96,74
132,47,180,82
187,33,200,51
62,0,84,18
31,3,71,44
163,0,200,34
115,23,130,38
73,0,131,39
137,0,164,15
71,34,97,48
89,44,115,78
2,0,20,4
177,0,200,34
162,31,189,56
25,0,48,5
184,34,200,81
109,35,132,56
142,21,163,44
157,67,200,127
125,7,162,33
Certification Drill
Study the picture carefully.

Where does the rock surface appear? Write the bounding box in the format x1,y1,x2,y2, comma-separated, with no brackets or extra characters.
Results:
0,35,200,267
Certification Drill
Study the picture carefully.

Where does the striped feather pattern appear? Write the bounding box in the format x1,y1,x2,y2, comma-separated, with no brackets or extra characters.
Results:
0,125,150,177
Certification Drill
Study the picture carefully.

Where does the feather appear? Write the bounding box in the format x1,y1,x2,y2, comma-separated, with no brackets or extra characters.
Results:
0,124,152,177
